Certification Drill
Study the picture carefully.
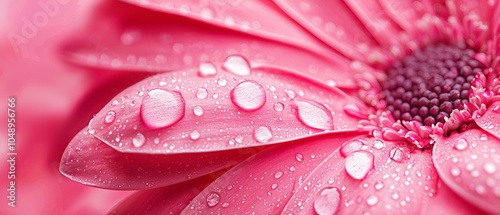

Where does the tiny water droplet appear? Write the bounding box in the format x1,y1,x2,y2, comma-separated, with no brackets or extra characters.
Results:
221,202,229,208
285,89,296,99
453,138,469,151
120,30,141,45
296,153,304,162
480,134,488,141
366,195,379,206
193,106,204,116
374,181,384,190
271,183,278,189
132,133,145,148
141,89,185,129
313,187,341,215
104,111,116,124
254,126,272,143
273,102,284,112
190,130,200,140
198,62,217,76
292,98,333,130
206,192,221,207
88,128,96,135
196,88,208,99
231,81,266,111
373,139,385,149
340,139,364,157
200,7,214,19
390,148,404,163
217,78,227,86
450,166,461,176
223,55,251,76
483,162,497,174
345,151,374,180
235,135,244,143
274,171,283,179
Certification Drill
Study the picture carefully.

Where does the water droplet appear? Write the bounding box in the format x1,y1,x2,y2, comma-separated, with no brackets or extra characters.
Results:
345,151,374,180
223,55,251,76
390,148,404,163
196,88,208,99
193,106,204,116
200,7,214,20
104,111,116,124
273,102,284,112
217,78,227,86
120,30,141,45
141,89,185,129
88,128,96,135
366,195,379,206
231,81,266,111
453,138,469,151
285,89,296,99
450,167,461,176
292,98,333,130
483,162,497,174
271,183,278,189
254,126,272,143
206,192,220,207
274,171,283,179
374,181,384,190
313,187,341,215
190,130,200,140
296,154,304,162
153,137,160,144
198,62,217,76
235,135,244,143
480,134,488,141
373,139,385,149
340,139,364,157
132,133,145,148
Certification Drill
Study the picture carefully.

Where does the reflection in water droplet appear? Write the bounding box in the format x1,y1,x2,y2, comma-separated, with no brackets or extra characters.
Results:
196,88,208,99
198,62,217,76
206,192,221,207
296,154,304,162
390,148,404,163
345,151,374,180
193,106,204,116
223,55,251,76
292,98,333,130
254,126,272,143
274,102,284,112
190,130,200,140
313,187,341,215
231,81,266,111
132,133,145,148
104,111,116,124
340,139,364,157
140,89,185,129
453,138,469,151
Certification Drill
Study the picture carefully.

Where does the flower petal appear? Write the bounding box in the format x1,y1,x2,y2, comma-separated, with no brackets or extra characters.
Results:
274,0,379,61
433,128,500,215
180,131,366,214
60,128,262,189
108,176,213,214
282,138,438,214
88,66,364,154
422,182,488,215
61,1,356,89
475,101,500,139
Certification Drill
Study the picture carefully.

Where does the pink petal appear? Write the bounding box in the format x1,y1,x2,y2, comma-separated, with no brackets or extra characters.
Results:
60,128,262,189
423,181,488,215
282,138,439,214
88,65,364,154
61,1,356,89
475,101,500,139
180,131,366,214
108,176,213,214
433,128,500,215
274,0,379,61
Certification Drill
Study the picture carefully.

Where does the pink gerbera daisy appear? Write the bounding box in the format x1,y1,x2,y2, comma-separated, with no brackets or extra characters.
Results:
60,0,500,214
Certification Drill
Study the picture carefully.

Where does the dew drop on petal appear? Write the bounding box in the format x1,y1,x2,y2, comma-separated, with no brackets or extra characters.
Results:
296,153,304,162
374,181,384,190
373,139,385,149
273,102,284,112
198,62,217,76
193,106,204,116
345,151,374,180
196,88,208,99
132,133,145,148
366,195,379,206
104,111,116,124
292,98,333,130
217,78,227,86
88,128,96,135
190,130,200,141
140,89,185,129
230,81,266,111
390,148,404,163
453,138,469,151
483,162,497,174
450,166,461,176
313,187,341,215
222,55,251,76
206,192,220,207
340,139,364,157
253,126,272,143
274,171,283,179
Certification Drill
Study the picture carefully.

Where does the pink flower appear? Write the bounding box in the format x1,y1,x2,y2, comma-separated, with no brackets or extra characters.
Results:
60,0,500,214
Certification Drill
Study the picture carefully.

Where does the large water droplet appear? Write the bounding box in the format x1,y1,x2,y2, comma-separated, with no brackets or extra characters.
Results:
254,126,272,143
453,138,469,151
231,81,266,111
196,88,208,99
206,192,221,207
345,151,374,180
140,89,185,129
292,98,333,130
313,187,341,215
222,55,251,76
340,139,364,157
104,111,116,124
198,62,217,76
193,106,204,116
132,133,145,148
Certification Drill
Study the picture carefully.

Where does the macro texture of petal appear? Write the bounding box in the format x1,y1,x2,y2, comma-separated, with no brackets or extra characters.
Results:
180,131,365,214
60,128,262,189
422,182,488,215
282,138,438,214
87,66,364,154
433,128,500,215
61,1,357,89
475,101,500,139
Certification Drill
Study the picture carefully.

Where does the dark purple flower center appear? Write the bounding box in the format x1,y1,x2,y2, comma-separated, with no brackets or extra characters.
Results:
383,43,485,126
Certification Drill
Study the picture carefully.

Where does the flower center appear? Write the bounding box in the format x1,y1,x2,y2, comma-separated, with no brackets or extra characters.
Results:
383,43,485,126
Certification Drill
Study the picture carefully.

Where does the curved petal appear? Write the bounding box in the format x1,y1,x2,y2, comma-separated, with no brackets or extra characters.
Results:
433,128,500,215
60,128,263,189
180,131,366,214
61,1,356,89
88,66,365,154
422,181,488,215
282,138,438,214
108,176,214,214
274,0,379,61
475,101,500,139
